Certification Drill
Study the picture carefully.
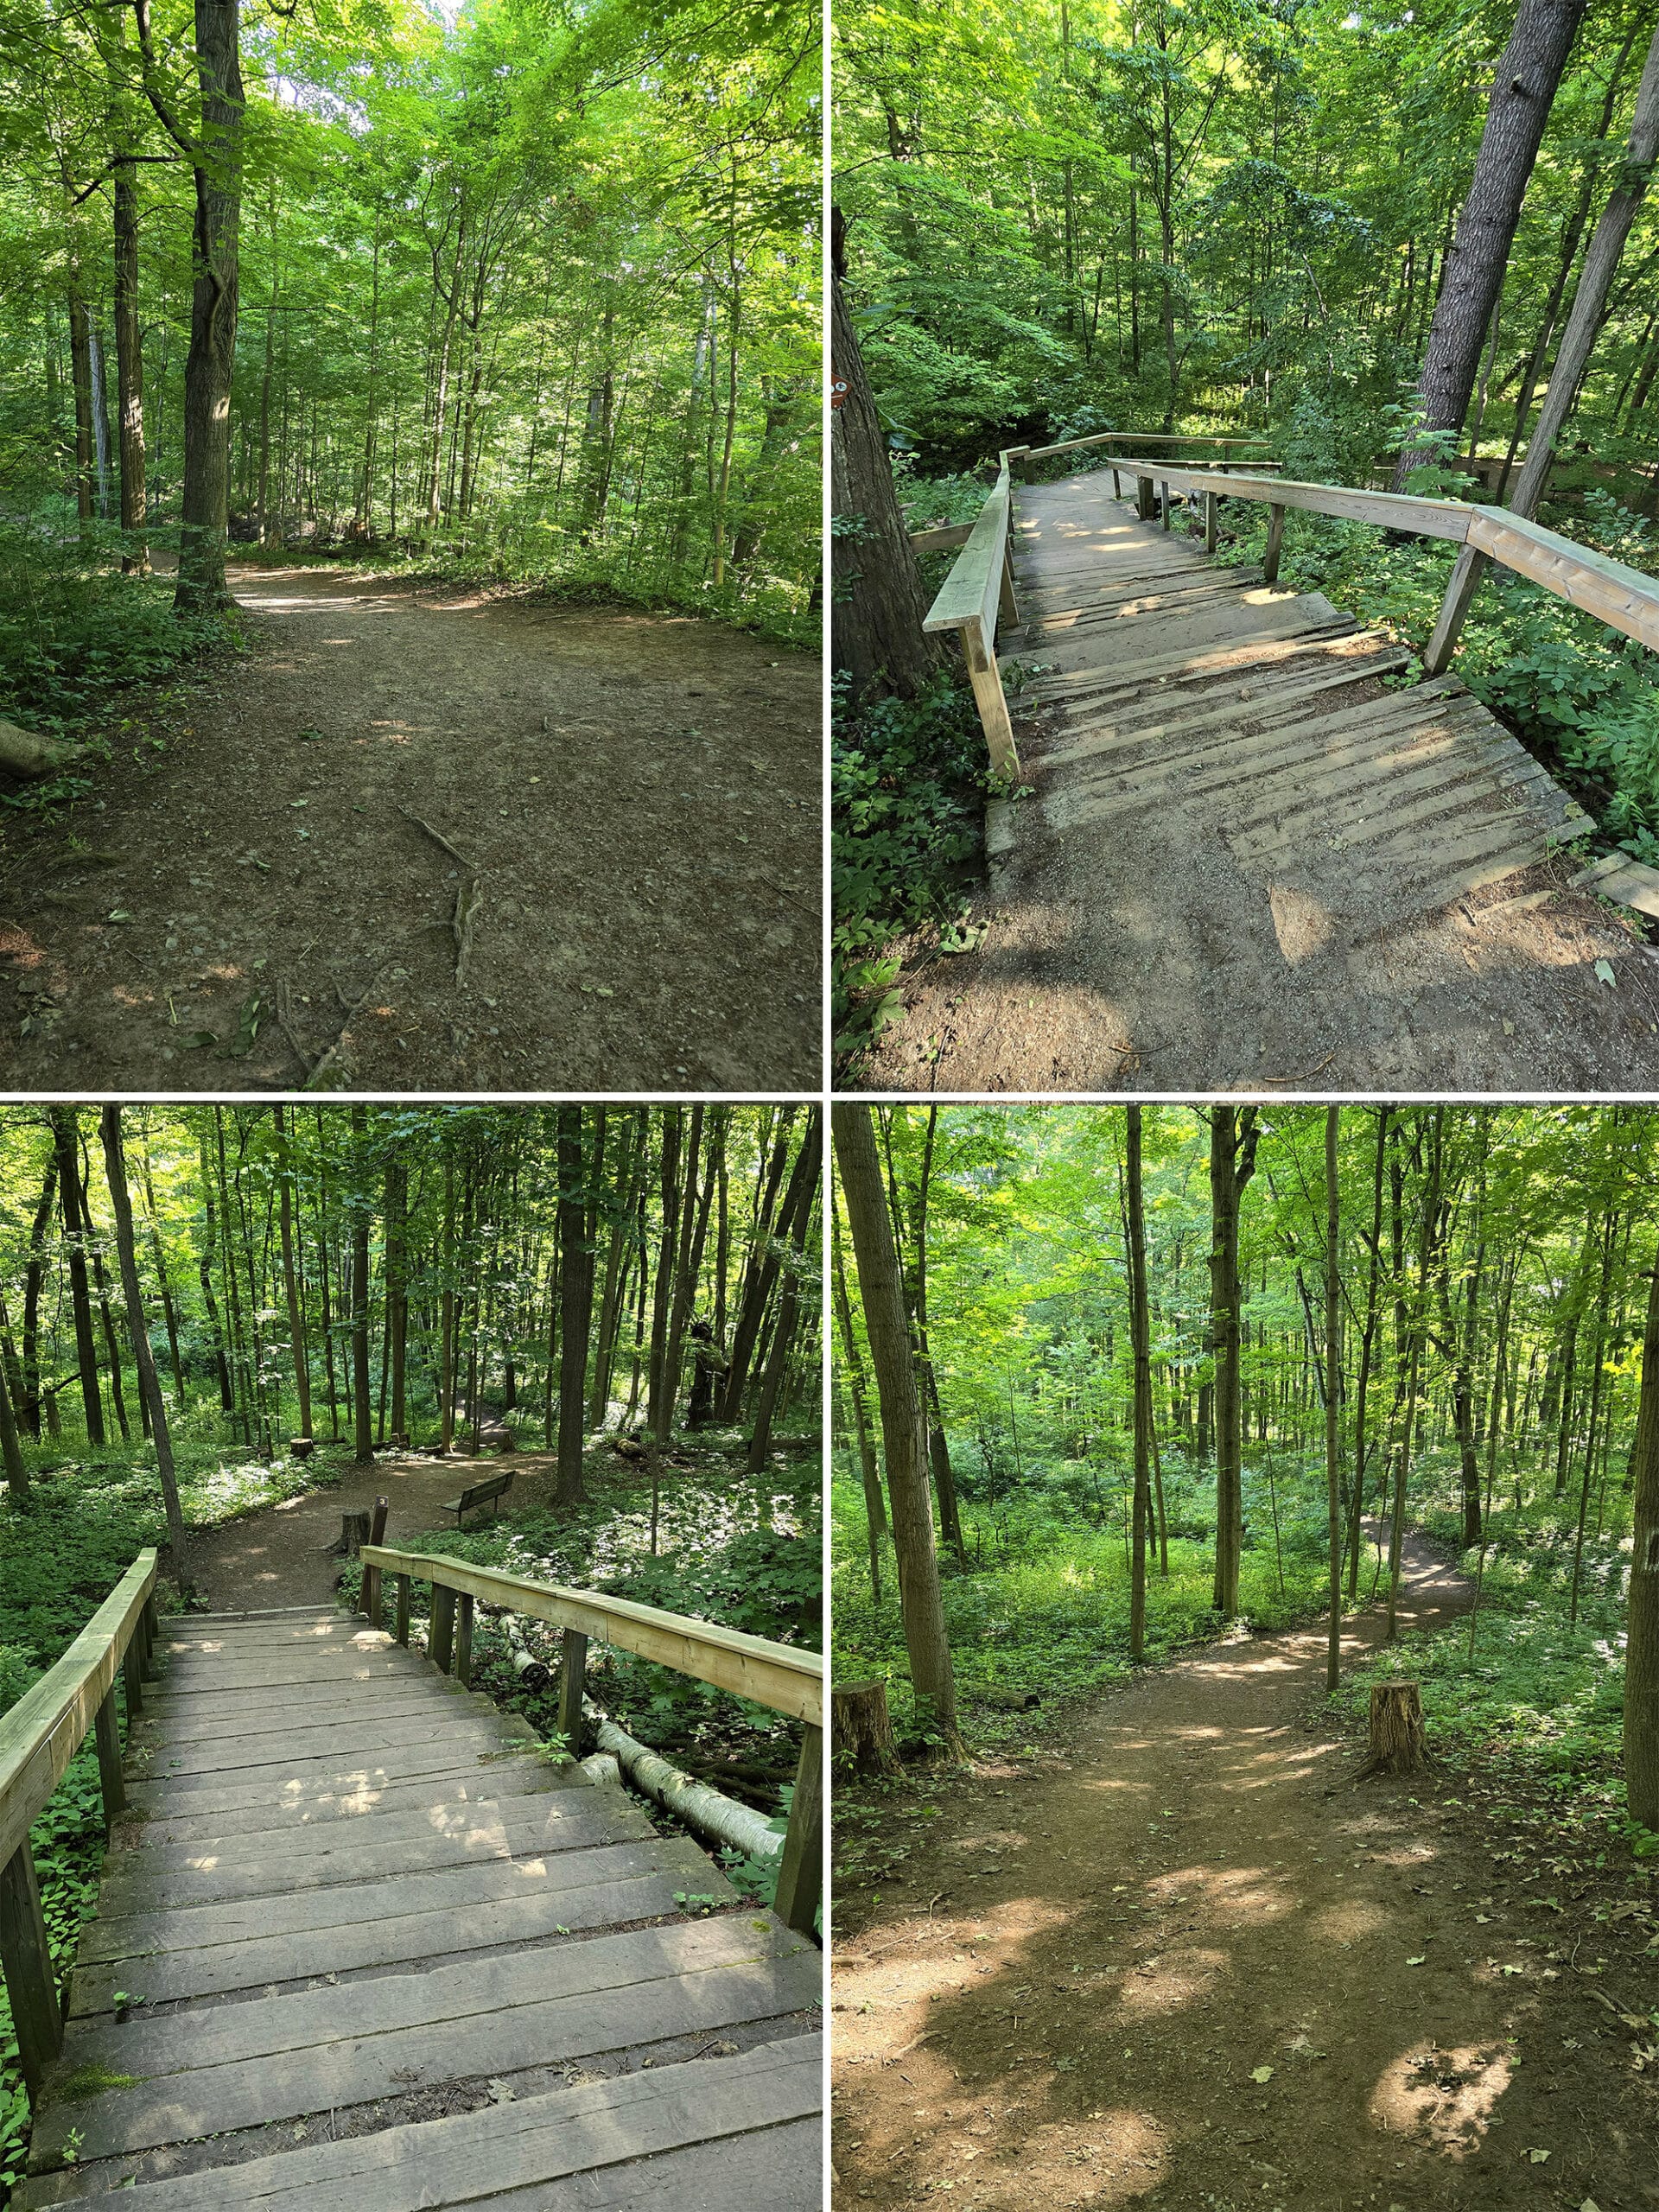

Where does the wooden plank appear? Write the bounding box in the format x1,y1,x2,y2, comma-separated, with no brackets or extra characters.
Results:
72,1848,728,2012
32,1920,822,2164
130,1711,515,1779
18,2036,822,2212
361,1549,823,1728
0,1553,157,1871
0,1842,61,2097
118,1734,541,1817
1468,506,1659,654
907,522,973,552
142,1681,480,1738
120,1759,563,1847
79,1834,718,1967
772,1726,822,1937
1573,855,1659,918
105,1794,652,1905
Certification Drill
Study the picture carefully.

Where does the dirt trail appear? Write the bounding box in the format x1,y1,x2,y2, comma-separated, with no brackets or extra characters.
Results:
0,564,820,1090
832,1538,1657,2211
182,1446,566,1612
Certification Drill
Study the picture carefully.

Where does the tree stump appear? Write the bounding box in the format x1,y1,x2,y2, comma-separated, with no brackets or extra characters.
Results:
831,1676,900,1777
324,1510,372,1560
1359,1680,1427,1777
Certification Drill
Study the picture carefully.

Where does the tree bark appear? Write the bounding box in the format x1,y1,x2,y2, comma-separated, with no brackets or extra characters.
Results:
830,207,947,703
349,1104,372,1465
100,1108,187,1571
1209,1105,1260,1616
833,1103,963,1756
1509,23,1659,518
1325,1106,1342,1695
556,1105,594,1504
1394,0,1588,485
1127,1107,1154,1663
274,1103,311,1439
50,1107,105,1446
1626,1245,1659,1832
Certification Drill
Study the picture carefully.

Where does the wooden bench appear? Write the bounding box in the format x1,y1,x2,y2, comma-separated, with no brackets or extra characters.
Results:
441,1469,515,1527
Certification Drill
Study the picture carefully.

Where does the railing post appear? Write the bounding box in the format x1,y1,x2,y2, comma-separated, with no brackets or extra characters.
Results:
772,1725,823,1938
997,545,1018,629
960,618,1020,781
363,1498,389,1627
1110,467,1122,498
0,1844,62,2100
93,1684,124,1829
430,1584,456,1675
1160,481,1171,530
1205,491,1219,554
1423,544,1489,675
1264,503,1286,583
393,1573,410,1647
558,1629,588,1757
455,1592,474,1686
1136,475,1154,521
122,1630,143,1718
141,1592,158,1678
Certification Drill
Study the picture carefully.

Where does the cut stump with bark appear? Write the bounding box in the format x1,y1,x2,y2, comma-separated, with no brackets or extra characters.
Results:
323,1510,372,1559
832,1675,900,1777
1359,1680,1427,1777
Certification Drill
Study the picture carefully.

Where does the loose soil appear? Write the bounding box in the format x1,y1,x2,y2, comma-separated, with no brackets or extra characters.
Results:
831,1536,1658,2211
0,563,821,1090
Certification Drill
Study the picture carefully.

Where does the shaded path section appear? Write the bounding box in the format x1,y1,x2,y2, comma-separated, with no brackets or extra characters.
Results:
831,1537,1653,2210
0,566,820,1090
860,474,1659,1091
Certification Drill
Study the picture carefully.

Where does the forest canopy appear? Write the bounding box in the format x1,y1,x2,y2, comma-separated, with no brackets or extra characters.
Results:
0,0,822,704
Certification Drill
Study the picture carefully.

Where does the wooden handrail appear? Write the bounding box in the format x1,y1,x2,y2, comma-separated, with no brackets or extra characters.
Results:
920,459,1020,776
359,1544,823,1936
0,1548,159,2098
1105,454,1659,667
1020,429,1277,466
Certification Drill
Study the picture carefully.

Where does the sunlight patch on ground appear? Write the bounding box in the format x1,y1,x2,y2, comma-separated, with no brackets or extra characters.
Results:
853,2099,1167,2209
1113,1944,1228,2020
1370,2042,1512,2158
834,1897,1077,2066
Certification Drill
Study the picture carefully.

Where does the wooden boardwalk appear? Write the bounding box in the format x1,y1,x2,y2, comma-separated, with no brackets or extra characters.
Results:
16,1605,821,2210
861,470,1659,1090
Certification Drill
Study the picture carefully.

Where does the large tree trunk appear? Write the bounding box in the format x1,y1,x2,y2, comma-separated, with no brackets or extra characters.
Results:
1625,1245,1659,1832
100,1108,188,1572
350,1104,372,1465
1209,1105,1259,1617
1126,1107,1153,1663
830,207,947,703
171,0,245,613
834,1207,887,1602
556,1106,595,1504
111,144,149,573
1394,0,1587,486
50,1107,105,1446
1325,1107,1342,1694
21,1156,57,1440
833,1103,963,1756
1509,23,1659,518
275,1103,311,1439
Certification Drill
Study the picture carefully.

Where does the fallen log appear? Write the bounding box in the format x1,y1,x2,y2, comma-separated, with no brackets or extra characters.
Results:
585,1700,782,1862
0,719,74,780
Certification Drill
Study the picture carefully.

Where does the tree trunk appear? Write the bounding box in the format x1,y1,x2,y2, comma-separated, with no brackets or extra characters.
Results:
1209,1105,1259,1616
50,1107,105,1446
100,1108,188,1572
274,1103,311,1439
164,0,245,613
834,1207,887,1603
1393,0,1588,484
556,1105,594,1504
1325,1106,1342,1694
1126,1107,1153,1663
350,1104,372,1464
833,1103,963,1757
831,1678,900,1777
1625,1245,1659,1832
830,208,947,704
1359,1681,1427,1777
111,145,149,572
1509,23,1659,518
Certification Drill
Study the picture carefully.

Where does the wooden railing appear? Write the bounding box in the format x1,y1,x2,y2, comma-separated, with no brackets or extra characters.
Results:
920,456,1021,777
359,1543,824,1937
931,441,1659,762
0,1549,158,2099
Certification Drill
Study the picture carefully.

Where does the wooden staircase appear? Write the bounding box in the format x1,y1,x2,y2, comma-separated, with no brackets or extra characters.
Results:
14,1604,821,2210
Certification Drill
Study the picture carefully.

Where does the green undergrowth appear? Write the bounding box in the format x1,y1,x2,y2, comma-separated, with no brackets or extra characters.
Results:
0,510,233,802
1212,485,1659,869
831,664,992,1057
832,1441,1387,1748
1337,1452,1652,1867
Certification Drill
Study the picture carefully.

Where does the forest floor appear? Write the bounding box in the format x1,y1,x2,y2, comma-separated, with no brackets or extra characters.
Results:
0,562,820,1090
181,1444,567,1611
831,1534,1658,2212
